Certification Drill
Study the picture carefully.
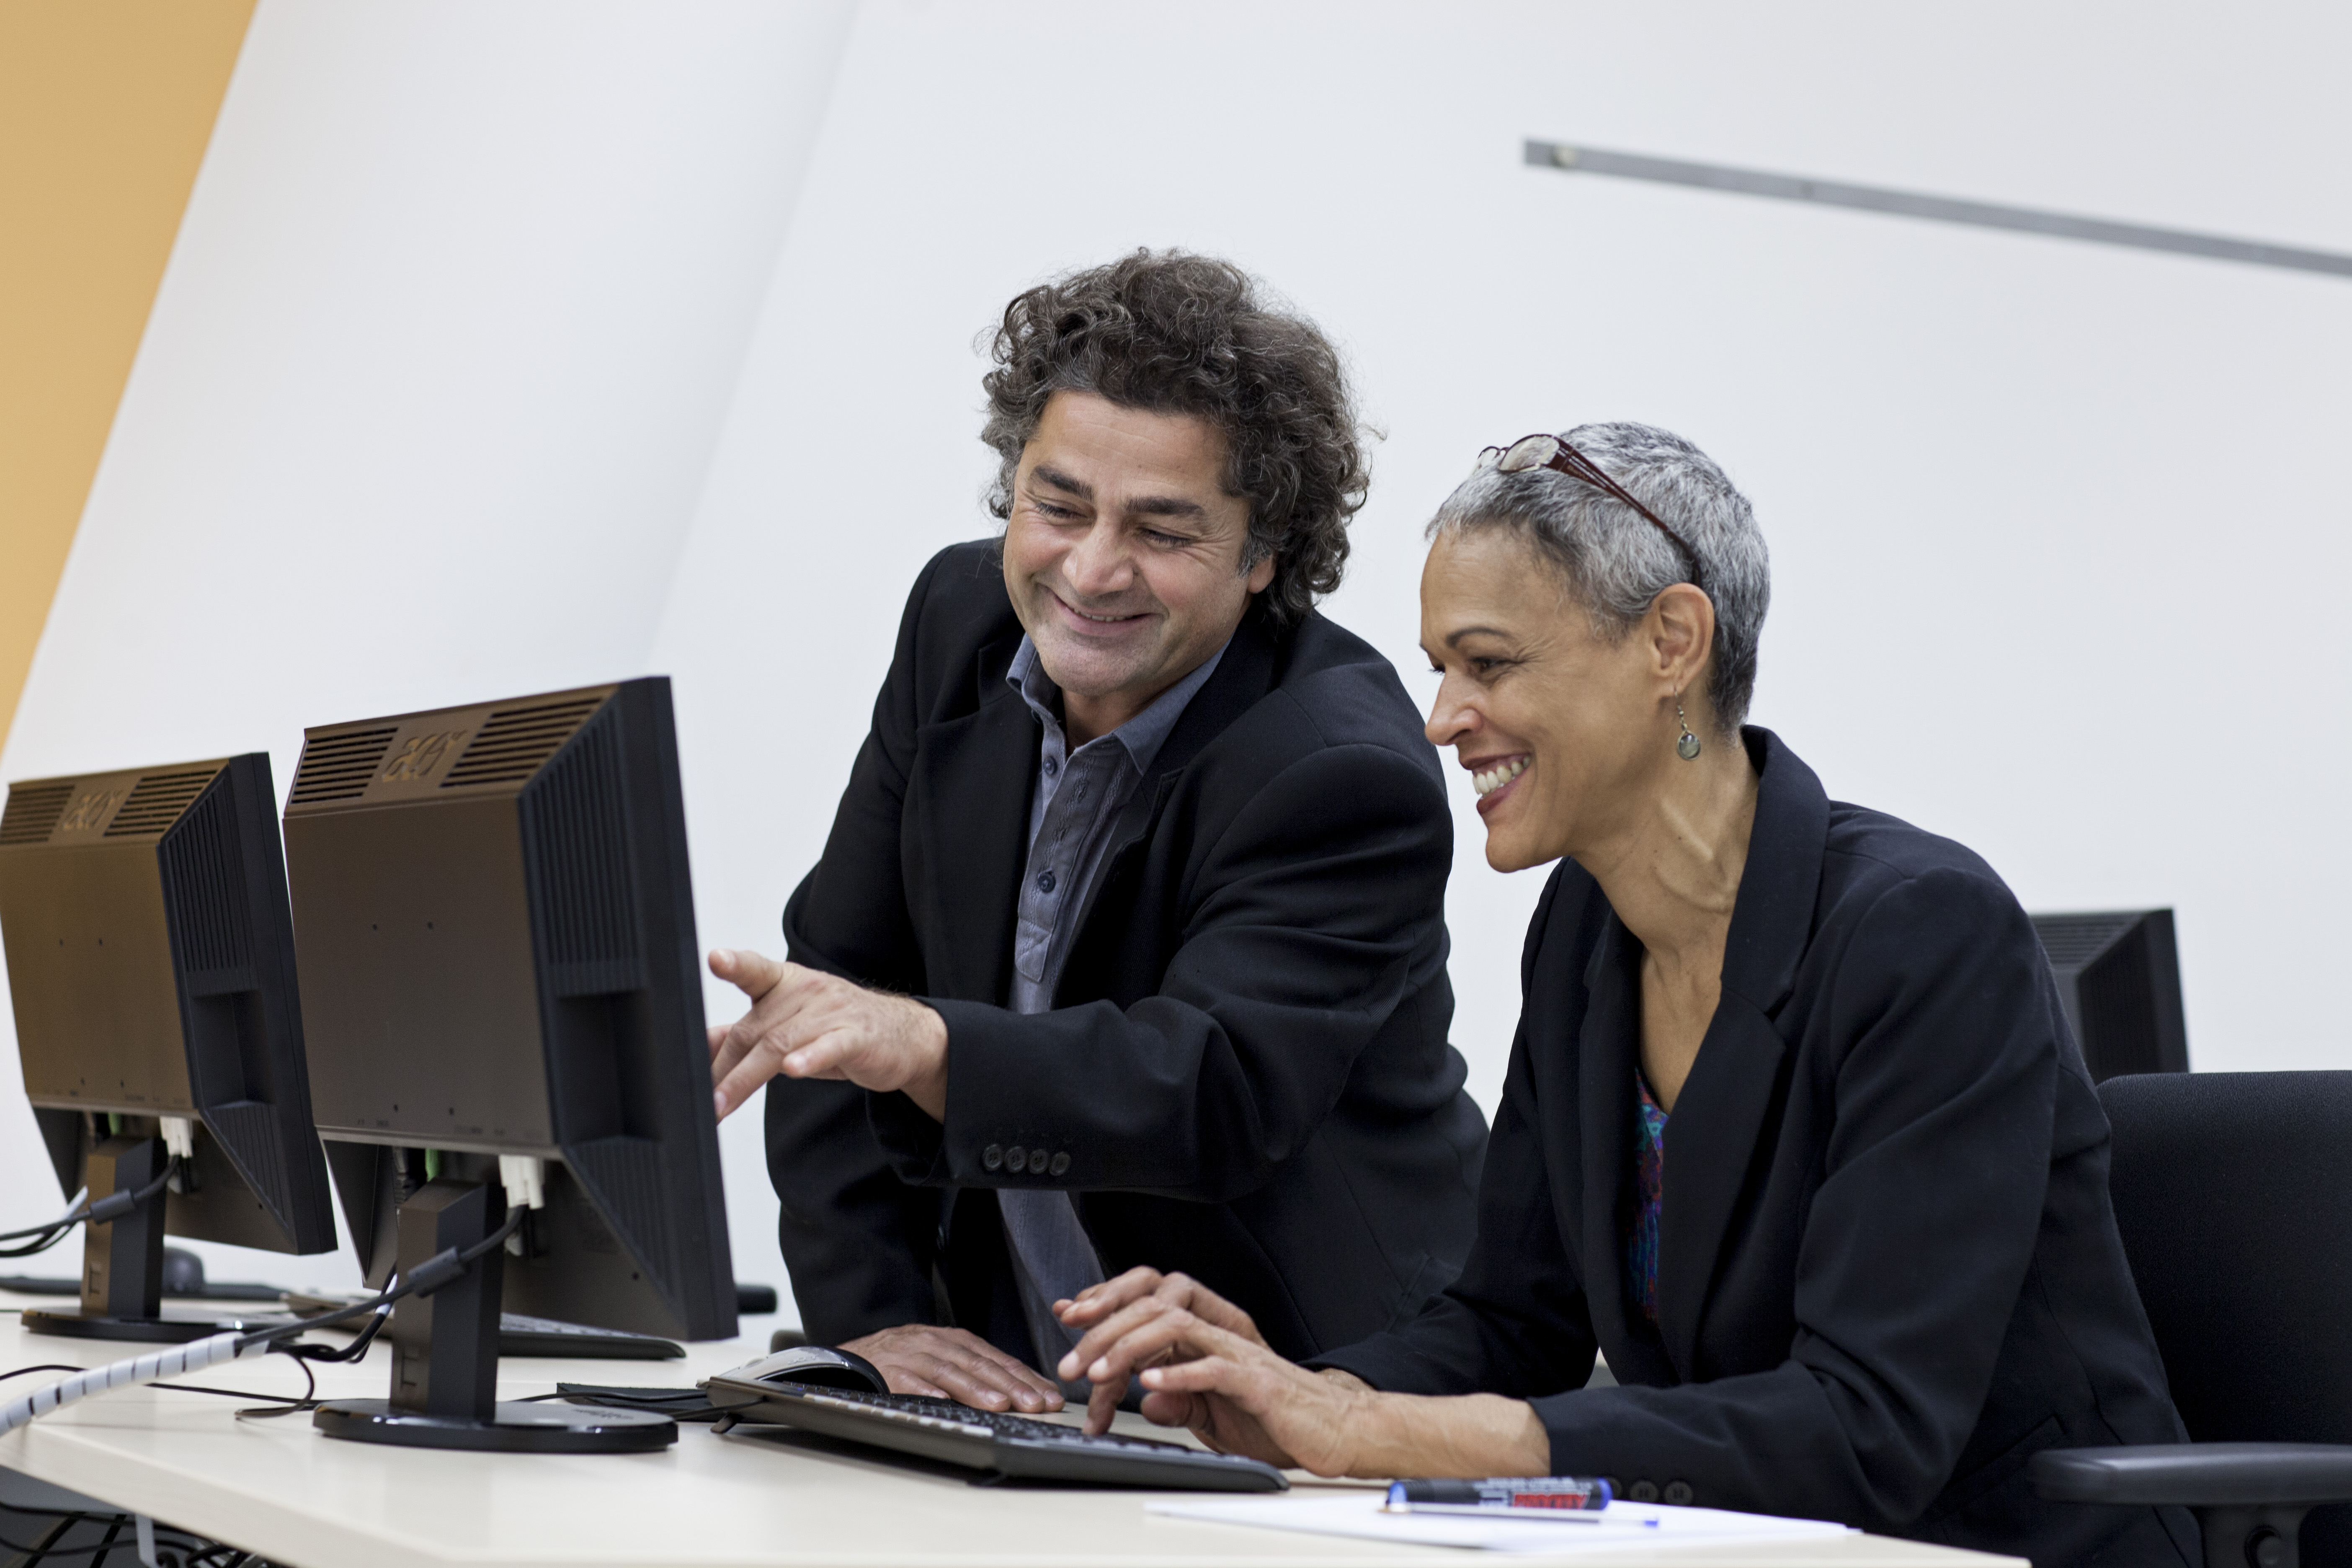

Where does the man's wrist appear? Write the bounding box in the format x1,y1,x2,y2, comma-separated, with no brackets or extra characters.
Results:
901,1001,949,1121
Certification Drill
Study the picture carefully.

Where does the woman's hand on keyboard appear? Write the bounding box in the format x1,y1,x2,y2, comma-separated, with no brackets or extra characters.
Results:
1054,1279,1550,1480
1054,1269,1268,1436
840,1324,1064,1413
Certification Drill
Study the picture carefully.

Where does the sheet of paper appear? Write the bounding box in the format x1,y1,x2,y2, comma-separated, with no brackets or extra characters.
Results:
1148,1493,1854,1555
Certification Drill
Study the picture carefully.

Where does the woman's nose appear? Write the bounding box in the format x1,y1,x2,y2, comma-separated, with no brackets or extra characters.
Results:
1425,680,1477,749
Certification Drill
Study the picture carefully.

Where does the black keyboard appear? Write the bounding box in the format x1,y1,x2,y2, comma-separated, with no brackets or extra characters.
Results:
498,1313,684,1360
700,1375,1287,1492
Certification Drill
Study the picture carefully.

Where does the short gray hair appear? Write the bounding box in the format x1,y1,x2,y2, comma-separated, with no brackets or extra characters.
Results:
1429,422,1769,732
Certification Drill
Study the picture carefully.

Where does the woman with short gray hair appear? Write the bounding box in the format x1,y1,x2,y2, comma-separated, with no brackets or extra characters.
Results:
1051,423,2195,1567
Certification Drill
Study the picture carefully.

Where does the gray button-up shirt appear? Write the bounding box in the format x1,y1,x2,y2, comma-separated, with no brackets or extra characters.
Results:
997,632,1226,1381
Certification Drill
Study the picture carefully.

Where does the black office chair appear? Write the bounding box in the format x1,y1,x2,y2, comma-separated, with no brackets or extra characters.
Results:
2031,1072,2352,1568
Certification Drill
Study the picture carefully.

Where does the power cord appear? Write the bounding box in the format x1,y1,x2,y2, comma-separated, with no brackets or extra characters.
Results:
1,1205,525,1439
0,1189,88,1251
0,1164,175,1259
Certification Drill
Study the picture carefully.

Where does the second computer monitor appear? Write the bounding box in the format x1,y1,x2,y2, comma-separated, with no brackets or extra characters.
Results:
282,677,735,1343
2031,908,2190,1083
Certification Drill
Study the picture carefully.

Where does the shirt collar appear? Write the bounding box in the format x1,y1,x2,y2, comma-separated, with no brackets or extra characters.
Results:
1006,633,1231,774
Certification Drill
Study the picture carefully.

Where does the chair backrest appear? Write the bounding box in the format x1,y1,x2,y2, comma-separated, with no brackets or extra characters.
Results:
2100,1071,2352,1558
2099,1071,2352,1444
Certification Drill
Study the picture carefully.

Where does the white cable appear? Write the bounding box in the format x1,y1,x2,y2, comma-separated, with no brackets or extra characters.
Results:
159,1118,197,1163
0,1331,269,1437
497,1155,546,1213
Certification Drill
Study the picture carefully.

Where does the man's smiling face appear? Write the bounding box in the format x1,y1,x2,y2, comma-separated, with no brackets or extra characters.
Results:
1001,390,1273,744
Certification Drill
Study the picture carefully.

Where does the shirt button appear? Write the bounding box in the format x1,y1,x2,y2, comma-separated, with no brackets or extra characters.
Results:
981,1144,1003,1172
1035,870,1056,894
1043,756,1058,776
1629,1481,1661,1503
1048,1152,1070,1177
1006,1146,1028,1173
1663,1481,1694,1506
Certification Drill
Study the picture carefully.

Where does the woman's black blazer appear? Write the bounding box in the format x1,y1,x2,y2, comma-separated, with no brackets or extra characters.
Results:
1320,729,2196,1566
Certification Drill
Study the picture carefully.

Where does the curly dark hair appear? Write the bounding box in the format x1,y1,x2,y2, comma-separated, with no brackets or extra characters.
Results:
980,250,1369,625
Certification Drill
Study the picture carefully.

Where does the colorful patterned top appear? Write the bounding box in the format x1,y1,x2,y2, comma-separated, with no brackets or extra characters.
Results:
1627,1075,1669,1325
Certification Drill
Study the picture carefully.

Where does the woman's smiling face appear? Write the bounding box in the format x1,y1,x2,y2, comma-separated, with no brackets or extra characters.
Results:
1419,527,1673,872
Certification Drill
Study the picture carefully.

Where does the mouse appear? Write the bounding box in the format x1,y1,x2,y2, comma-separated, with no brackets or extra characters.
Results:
734,1343,888,1395
162,1247,206,1297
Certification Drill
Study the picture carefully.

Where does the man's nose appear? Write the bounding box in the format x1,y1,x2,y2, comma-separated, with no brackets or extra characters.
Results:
1063,520,1133,597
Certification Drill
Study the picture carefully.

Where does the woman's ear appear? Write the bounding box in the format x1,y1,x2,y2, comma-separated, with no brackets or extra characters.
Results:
1648,583,1718,692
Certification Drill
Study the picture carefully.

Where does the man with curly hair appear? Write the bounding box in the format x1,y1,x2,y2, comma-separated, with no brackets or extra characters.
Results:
707,251,1485,1410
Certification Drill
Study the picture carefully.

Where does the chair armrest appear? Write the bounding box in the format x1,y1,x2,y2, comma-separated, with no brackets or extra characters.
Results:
2032,1443,2352,1507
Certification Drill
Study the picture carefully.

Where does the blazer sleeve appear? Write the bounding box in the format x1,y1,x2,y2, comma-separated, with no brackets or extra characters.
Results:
1528,866,2063,1526
869,716,1454,1203
763,551,950,1341
1308,1016,1602,1398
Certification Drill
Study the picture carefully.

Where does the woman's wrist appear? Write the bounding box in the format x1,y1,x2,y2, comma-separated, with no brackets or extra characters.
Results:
1337,1386,1551,1480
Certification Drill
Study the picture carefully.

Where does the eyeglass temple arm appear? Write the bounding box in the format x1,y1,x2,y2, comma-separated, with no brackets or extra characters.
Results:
1555,451,1705,579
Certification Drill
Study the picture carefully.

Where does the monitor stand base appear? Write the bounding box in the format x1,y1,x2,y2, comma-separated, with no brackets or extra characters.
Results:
313,1179,676,1454
312,1398,676,1452
19,1307,290,1343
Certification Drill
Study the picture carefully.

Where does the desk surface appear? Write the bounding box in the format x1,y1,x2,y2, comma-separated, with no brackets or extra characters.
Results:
0,1294,2019,1568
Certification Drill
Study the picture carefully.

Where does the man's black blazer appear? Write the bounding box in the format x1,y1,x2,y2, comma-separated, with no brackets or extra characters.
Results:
767,539,1488,1363
1319,730,2195,1568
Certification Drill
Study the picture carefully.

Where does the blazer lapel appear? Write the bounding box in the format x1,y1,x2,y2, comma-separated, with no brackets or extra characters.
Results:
907,635,1037,1005
1576,916,1643,1361
1654,727,1828,1375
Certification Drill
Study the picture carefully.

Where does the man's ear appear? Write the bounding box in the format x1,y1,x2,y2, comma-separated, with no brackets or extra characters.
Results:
1245,550,1277,596
1649,583,1717,689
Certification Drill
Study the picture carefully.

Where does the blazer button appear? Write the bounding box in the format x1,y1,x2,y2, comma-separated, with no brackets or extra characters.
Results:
1006,1146,1028,1173
1662,1481,1693,1506
1048,1152,1070,1177
982,1145,1003,1172
1629,1480,1660,1503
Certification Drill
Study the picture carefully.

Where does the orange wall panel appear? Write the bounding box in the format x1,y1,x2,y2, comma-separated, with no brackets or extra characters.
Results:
0,0,255,750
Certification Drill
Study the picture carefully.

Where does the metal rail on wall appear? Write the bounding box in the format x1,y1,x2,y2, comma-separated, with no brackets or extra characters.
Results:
1525,139,2352,280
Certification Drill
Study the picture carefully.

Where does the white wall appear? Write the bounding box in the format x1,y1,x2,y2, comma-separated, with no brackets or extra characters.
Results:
7,2,2349,1328
660,0,2352,1124
0,0,857,1297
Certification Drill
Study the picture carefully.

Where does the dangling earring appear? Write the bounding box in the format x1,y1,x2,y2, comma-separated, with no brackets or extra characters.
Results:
1675,698,1702,761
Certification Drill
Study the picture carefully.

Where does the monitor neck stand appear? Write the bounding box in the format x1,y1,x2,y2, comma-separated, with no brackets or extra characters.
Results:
311,1177,676,1453
20,1134,267,1344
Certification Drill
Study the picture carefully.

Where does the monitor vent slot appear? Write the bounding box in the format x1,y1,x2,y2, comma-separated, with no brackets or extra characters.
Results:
290,727,397,804
159,781,255,990
2032,913,2138,971
443,697,604,787
0,781,74,845
564,1136,676,1298
523,716,642,997
103,767,219,837
206,1103,287,1212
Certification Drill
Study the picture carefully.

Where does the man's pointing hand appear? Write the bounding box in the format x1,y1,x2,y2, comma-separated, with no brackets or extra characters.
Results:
706,948,949,1122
